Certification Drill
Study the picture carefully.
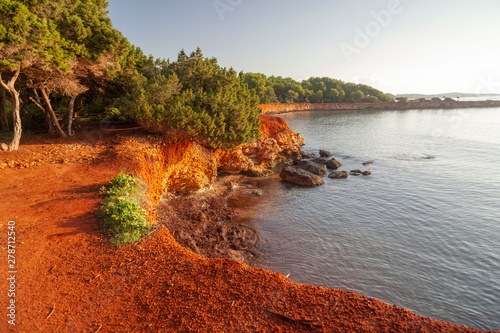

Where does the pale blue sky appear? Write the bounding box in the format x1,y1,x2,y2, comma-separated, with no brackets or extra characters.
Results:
107,0,500,95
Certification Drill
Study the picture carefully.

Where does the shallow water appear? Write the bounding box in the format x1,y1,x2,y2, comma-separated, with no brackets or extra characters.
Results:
249,108,500,330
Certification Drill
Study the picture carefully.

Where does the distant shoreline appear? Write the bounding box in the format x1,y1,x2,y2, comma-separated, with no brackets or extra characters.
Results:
259,100,500,115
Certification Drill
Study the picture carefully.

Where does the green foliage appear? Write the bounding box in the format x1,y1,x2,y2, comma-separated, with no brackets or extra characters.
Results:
396,96,409,102
104,107,125,121
364,95,379,102
1,0,125,72
99,173,150,246
125,48,262,150
240,73,393,104
241,72,277,103
351,90,365,102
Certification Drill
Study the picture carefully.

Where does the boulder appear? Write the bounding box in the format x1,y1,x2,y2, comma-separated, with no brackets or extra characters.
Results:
310,157,327,165
296,161,327,175
362,171,371,176
244,166,273,177
362,161,373,165
300,151,316,159
328,171,349,179
326,158,342,170
319,149,333,157
279,166,325,187
351,169,362,174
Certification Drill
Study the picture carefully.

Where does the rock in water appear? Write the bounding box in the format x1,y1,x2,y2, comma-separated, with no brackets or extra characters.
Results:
279,166,325,187
296,161,327,175
310,157,327,165
300,151,316,159
328,171,349,179
326,158,342,170
319,149,333,157
362,171,371,175
363,161,374,165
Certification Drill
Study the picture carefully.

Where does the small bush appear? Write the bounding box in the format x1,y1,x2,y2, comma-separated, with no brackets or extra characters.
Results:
100,173,150,246
105,107,125,121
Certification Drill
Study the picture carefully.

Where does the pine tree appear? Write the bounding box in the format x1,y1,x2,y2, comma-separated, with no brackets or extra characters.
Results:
0,0,131,150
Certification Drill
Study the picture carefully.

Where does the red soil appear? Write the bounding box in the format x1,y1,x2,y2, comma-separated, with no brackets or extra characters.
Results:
0,124,493,332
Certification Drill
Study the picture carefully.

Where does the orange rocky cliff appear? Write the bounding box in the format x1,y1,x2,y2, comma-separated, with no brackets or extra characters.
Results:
116,115,304,209
217,115,305,176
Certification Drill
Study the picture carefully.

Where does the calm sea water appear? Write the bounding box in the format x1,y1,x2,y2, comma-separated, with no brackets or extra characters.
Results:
248,107,500,330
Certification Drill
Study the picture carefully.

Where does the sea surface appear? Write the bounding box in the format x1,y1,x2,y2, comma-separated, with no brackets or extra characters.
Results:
247,107,500,331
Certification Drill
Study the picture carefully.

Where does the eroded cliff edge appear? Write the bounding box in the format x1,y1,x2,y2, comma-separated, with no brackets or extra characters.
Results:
116,114,305,208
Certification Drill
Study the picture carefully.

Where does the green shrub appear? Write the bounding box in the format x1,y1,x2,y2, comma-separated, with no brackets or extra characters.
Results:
105,107,125,121
100,173,150,246
127,48,262,150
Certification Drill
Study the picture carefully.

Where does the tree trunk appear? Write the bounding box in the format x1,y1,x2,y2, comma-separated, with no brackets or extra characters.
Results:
40,87,66,138
0,68,22,151
67,94,77,136
34,88,54,132
0,87,9,131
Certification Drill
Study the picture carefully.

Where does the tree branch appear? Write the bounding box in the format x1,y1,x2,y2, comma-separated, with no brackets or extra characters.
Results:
10,66,21,86
0,73,9,91
29,96,45,112
0,67,21,91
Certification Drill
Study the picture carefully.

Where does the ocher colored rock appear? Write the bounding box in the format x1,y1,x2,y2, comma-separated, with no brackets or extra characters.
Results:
217,115,305,175
279,166,325,187
244,166,273,177
326,158,342,170
119,115,305,199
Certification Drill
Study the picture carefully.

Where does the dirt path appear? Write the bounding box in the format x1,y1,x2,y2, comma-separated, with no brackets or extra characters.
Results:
0,126,493,332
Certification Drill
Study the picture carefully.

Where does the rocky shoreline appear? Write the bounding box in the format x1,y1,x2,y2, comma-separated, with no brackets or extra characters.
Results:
259,100,500,115
1,119,495,332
